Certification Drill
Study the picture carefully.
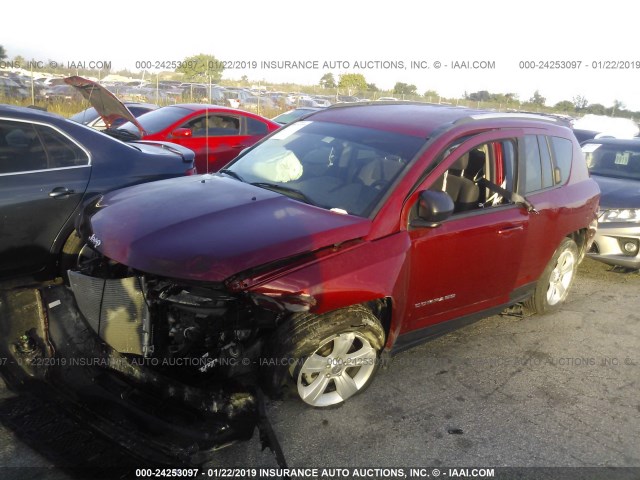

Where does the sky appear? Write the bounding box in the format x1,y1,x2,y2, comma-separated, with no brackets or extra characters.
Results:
3,0,640,110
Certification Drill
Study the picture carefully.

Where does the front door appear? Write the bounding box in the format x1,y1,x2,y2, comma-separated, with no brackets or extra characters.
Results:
405,134,529,332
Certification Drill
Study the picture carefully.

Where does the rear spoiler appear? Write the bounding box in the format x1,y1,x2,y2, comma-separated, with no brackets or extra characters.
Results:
131,140,195,162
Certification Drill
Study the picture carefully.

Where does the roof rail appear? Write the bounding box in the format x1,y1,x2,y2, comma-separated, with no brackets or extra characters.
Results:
455,112,565,125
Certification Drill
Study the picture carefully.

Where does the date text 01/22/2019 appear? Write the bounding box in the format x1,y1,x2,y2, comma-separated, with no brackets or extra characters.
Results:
518,60,640,69
134,467,496,478
133,59,409,70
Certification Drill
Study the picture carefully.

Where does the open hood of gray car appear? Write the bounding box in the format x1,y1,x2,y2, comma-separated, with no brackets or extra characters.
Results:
64,76,146,135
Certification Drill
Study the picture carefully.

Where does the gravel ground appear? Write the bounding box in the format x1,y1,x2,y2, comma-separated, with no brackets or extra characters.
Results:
0,258,638,479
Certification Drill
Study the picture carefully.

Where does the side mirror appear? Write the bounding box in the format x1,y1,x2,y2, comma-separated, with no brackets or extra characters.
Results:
411,190,454,228
171,128,192,138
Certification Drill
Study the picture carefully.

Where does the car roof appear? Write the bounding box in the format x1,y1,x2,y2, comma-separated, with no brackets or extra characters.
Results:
0,104,66,122
123,102,158,109
307,102,566,138
163,103,253,114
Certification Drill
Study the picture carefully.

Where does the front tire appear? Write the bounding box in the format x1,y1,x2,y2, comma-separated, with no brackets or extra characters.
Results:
526,237,579,314
271,305,385,407
59,230,96,281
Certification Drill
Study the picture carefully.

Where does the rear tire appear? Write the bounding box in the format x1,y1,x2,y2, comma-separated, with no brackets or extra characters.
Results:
525,237,579,314
268,305,385,407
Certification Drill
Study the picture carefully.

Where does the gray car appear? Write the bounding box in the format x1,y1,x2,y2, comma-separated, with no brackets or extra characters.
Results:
583,139,640,269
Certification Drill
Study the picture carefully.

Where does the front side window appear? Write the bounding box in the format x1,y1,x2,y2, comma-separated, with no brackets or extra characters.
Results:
429,139,516,213
227,120,424,217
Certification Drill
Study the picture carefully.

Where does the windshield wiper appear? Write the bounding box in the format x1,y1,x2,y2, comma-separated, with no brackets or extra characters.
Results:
251,182,319,207
104,128,141,142
220,169,245,182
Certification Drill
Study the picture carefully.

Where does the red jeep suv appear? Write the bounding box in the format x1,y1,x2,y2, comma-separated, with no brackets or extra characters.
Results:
4,103,600,462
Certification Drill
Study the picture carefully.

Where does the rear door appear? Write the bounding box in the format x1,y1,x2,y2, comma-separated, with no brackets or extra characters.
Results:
516,134,572,282
405,132,529,332
0,118,90,276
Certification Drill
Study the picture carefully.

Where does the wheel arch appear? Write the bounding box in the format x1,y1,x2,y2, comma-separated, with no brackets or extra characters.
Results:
567,227,589,262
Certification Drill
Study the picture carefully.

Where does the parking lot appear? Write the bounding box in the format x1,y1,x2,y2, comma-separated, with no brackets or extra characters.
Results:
0,257,638,478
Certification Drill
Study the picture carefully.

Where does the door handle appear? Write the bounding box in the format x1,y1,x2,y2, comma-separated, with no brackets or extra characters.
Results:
49,187,74,198
498,224,524,235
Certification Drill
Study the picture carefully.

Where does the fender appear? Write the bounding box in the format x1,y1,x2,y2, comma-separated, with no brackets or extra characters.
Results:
233,232,413,349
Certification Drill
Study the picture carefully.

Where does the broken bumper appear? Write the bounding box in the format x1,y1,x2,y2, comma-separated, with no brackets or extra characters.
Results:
0,284,258,466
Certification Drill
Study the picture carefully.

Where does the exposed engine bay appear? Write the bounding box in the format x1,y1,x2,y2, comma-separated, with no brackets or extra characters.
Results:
0,251,297,467
68,251,288,384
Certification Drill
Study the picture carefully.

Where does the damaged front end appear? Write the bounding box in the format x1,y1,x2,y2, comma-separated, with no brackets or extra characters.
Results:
0,249,304,466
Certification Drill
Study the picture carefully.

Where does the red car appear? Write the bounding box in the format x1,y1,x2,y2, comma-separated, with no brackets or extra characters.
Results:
65,76,280,173
116,104,280,173
3,103,600,463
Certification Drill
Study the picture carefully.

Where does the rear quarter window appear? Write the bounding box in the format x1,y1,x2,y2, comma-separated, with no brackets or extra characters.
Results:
247,117,269,135
549,136,573,184
35,125,89,168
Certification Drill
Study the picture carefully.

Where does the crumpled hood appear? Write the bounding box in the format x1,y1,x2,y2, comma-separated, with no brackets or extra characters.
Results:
86,175,372,282
592,174,640,209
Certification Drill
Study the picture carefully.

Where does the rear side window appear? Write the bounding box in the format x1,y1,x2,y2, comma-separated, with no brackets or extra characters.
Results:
537,136,554,189
0,119,47,173
34,125,89,168
521,135,560,193
549,136,573,184
522,135,543,193
187,115,240,137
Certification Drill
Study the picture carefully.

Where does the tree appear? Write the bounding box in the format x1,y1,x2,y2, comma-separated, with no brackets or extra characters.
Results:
572,95,588,110
338,73,367,95
393,82,417,95
0,45,6,60
586,103,606,115
175,54,224,82
424,89,439,98
554,100,575,112
529,90,546,106
468,90,491,102
13,55,25,66
611,99,625,116
319,73,336,89
367,83,379,92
